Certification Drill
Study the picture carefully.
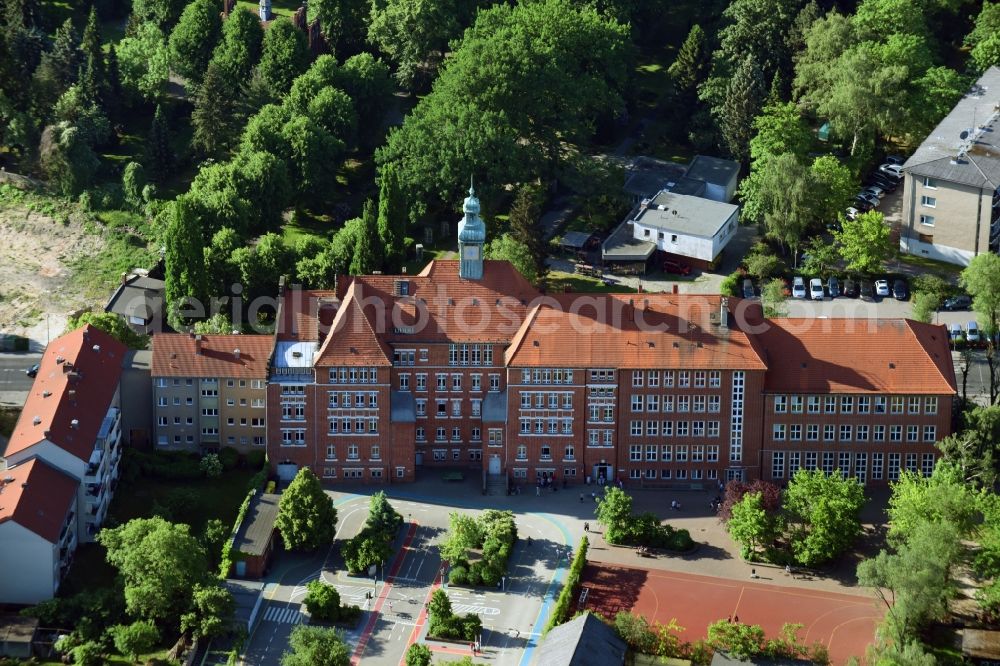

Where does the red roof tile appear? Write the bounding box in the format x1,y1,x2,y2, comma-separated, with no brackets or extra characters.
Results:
0,458,78,542
315,282,393,366
757,318,957,394
5,326,126,462
152,334,272,378
505,294,768,369
274,289,340,342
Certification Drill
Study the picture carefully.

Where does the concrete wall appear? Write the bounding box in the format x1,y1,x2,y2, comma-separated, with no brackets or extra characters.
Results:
0,522,56,604
901,171,993,265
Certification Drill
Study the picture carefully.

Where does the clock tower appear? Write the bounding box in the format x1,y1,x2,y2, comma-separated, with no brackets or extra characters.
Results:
457,182,486,280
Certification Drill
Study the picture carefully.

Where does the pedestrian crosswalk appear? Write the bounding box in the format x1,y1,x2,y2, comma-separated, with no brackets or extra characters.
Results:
263,605,303,625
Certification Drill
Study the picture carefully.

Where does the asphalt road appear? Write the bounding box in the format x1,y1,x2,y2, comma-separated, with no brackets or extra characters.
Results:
241,492,570,666
0,353,41,392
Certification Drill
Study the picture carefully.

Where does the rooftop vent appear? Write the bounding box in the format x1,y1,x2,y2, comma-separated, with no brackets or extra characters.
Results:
3,476,13,484
233,348,241,360
70,419,79,429
32,416,41,425
647,341,655,348
92,345,100,353
533,340,540,347
672,342,680,348
42,390,51,398
55,356,65,364
68,390,76,400
889,362,896,369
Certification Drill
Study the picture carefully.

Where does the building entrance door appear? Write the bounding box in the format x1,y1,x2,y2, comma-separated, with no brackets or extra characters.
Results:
488,455,501,475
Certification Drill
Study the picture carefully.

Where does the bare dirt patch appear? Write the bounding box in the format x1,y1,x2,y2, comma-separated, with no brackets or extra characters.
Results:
0,204,107,342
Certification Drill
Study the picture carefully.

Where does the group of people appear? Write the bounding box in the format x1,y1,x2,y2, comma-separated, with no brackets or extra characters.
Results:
670,499,683,510
710,495,723,512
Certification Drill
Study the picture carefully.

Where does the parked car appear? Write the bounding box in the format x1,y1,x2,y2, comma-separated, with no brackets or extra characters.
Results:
860,279,875,301
950,323,964,342
942,294,972,310
967,321,981,344
792,276,807,299
843,277,858,298
875,279,890,297
878,163,903,179
809,278,824,300
856,192,881,209
663,259,692,275
827,276,841,298
25,363,39,378
885,155,906,166
742,278,755,299
892,279,909,300
862,185,886,199
853,196,875,212
845,207,859,221
868,174,898,192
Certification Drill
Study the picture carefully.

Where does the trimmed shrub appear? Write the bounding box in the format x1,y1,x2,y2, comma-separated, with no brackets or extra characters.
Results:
449,565,468,586
245,449,266,469
218,446,240,470
546,536,589,633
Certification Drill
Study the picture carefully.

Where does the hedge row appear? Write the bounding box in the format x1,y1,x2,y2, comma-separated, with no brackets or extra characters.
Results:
545,535,589,634
218,458,270,579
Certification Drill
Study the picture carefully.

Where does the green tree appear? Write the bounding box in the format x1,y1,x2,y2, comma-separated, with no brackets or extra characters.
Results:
808,155,855,227
783,468,865,566
210,7,263,84
257,19,309,97
668,24,709,98
164,195,208,330
911,291,940,324
800,236,840,278
65,311,149,349
46,18,81,91
405,643,433,666
368,0,459,88
303,580,342,622
439,513,483,563
281,625,350,666
80,8,104,91
52,83,111,146
428,588,453,624
148,103,173,182
350,199,381,275
834,211,891,275
122,161,147,212
377,163,407,272
758,152,810,261
276,468,338,551
967,2,1000,72
508,184,547,288
761,278,788,317
168,0,221,83
311,0,368,53
962,253,1000,403
193,313,236,335
38,122,98,195
744,249,781,281
180,583,235,639
116,22,169,102
341,528,394,574
886,464,980,547
366,492,403,535
595,486,633,544
483,232,536,284
936,405,1000,488
98,517,208,622
191,61,236,155
132,0,187,30
109,620,159,662
337,52,394,147
706,619,767,660
718,54,767,162
726,491,781,560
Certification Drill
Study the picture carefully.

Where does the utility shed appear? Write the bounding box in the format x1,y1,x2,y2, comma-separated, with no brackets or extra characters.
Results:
533,613,626,666
962,628,1000,663
0,615,38,659
230,492,280,579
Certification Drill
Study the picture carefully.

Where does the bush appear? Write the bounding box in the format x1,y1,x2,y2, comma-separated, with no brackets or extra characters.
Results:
304,581,341,623
668,528,694,551
200,453,223,478
245,449,266,469
720,270,742,297
466,563,482,586
460,613,483,640
218,446,240,470
71,641,104,666
449,565,468,585
405,643,433,666
546,536,589,632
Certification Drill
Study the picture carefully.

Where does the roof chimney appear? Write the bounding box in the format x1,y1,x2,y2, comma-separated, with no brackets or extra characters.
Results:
720,297,729,330
195,335,203,355
234,348,241,360
70,419,79,429
92,344,100,353
42,390,51,397
32,416,41,425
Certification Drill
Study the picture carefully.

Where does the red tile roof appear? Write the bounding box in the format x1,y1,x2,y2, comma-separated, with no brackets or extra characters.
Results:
350,260,541,343
274,289,340,342
5,326,126,462
757,318,957,394
505,294,768,369
0,458,78,542
315,281,393,366
151,334,273,378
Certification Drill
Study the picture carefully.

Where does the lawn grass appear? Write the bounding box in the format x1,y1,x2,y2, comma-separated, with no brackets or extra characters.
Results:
282,209,340,244
68,225,158,300
547,270,637,294
0,407,20,438
235,0,300,19
893,252,963,278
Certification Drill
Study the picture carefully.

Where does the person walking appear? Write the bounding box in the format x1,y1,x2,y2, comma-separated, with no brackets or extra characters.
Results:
584,522,590,532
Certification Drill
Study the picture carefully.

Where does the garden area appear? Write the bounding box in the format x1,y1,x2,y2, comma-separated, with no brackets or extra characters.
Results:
439,510,517,588
426,588,482,643
595,487,694,552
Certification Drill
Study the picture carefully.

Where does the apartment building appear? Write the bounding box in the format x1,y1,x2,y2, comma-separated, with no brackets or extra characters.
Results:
263,188,957,487
151,334,270,452
900,66,1000,265
0,459,79,603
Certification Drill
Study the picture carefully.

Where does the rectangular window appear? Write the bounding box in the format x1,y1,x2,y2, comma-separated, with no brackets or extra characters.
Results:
872,452,884,480
630,420,642,436
678,371,690,387
707,446,719,462
888,453,901,481
629,445,641,462
694,371,706,388
907,425,919,442
822,452,834,474
857,396,870,414
663,396,675,412
923,425,936,442
920,195,936,208
676,445,688,462
891,396,904,414
907,396,920,414
774,395,787,413
677,396,690,412
923,177,937,189
632,371,643,387
631,395,643,412
856,425,869,441
789,452,800,476
660,445,672,461
645,445,657,462
925,396,938,415
839,452,851,479
824,424,835,441
806,424,819,441
840,424,852,442
890,425,902,442
920,214,935,227
773,424,786,441
790,396,803,413
824,396,836,414
807,396,820,414
840,395,853,413
922,453,935,477
790,424,802,440
874,425,885,441
709,371,721,388
664,371,675,387
772,451,785,479
647,371,659,387
708,395,720,413
647,394,660,412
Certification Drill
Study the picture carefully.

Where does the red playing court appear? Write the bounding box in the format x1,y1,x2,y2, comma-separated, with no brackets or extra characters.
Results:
579,563,882,665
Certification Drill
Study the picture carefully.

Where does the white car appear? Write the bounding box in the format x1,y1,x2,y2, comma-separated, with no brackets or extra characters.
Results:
809,278,824,300
950,323,964,341
845,206,859,221
967,321,981,343
875,279,890,297
792,276,807,299
857,192,881,208
879,163,903,179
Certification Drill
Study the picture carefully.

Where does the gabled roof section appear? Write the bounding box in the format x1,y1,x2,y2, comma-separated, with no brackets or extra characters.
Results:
152,334,272,378
315,281,393,366
506,295,767,369
0,458,78,543
349,260,541,343
6,325,126,462
274,288,340,342
534,612,626,666
758,318,956,394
